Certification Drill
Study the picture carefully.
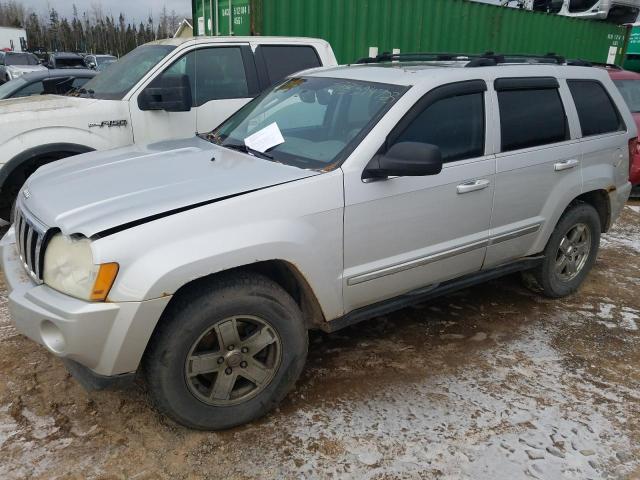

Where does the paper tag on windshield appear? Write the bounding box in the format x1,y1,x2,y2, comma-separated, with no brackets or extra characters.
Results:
244,122,285,153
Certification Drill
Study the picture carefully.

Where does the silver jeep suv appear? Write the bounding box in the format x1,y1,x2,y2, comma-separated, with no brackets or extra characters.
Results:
1,53,634,430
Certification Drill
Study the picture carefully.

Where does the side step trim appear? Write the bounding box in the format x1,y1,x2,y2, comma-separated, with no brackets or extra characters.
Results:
321,256,543,333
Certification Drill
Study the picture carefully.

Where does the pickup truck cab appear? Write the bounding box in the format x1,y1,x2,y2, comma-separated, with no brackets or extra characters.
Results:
0,37,337,219
1,53,633,430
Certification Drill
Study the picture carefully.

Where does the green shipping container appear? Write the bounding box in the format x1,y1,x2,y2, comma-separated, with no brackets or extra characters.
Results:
193,0,627,65
623,24,640,72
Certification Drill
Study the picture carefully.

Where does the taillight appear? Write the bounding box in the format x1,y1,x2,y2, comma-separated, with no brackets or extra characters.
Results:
628,137,639,175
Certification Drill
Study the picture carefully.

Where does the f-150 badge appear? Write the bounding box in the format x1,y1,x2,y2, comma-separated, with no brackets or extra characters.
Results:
88,120,128,128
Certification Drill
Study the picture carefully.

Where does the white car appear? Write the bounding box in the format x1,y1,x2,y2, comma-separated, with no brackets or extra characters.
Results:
1,53,633,430
529,0,640,22
0,51,46,84
0,37,337,220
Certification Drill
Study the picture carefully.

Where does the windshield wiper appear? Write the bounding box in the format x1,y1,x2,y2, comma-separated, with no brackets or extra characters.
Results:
222,143,274,160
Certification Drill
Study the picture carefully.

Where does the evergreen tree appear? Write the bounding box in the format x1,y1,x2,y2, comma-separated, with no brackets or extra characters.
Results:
0,1,188,55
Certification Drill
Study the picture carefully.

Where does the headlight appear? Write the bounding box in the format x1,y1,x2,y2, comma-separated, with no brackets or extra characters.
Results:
43,234,118,302
7,69,22,79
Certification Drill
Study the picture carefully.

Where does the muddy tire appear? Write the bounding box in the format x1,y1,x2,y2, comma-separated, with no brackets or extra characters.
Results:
142,272,308,430
524,203,601,298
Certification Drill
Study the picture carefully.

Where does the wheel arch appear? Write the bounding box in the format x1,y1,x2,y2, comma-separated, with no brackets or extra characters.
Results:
571,189,612,233
0,142,94,218
162,260,327,330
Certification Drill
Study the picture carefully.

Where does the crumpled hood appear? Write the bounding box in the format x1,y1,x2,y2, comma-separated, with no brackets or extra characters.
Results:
21,136,320,237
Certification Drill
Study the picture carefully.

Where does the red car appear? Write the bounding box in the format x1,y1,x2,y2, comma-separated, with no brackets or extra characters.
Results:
604,65,640,194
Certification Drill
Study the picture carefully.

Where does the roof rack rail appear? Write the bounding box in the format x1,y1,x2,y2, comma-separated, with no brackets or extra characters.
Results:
355,51,567,67
567,59,623,70
467,52,566,67
355,52,480,64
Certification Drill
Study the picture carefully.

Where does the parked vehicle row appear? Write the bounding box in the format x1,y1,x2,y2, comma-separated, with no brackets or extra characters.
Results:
0,51,46,84
0,49,634,430
0,50,116,86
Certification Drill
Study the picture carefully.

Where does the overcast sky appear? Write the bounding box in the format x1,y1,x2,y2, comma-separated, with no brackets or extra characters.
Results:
19,0,191,23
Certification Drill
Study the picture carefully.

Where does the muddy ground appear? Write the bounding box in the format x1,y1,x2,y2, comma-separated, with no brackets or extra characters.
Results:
0,204,639,480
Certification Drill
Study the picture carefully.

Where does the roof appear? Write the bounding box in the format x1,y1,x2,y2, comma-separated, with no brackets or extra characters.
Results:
153,36,330,48
304,62,613,86
49,52,84,58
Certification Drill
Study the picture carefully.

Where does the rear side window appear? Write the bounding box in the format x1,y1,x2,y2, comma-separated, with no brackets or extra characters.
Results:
259,46,321,85
394,92,485,162
568,80,623,136
498,88,568,152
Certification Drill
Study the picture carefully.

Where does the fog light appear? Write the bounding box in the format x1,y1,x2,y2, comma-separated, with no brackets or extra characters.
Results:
40,320,66,353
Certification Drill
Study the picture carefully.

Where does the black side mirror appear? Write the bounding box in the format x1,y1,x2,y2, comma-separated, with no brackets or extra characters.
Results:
138,73,192,112
363,142,443,180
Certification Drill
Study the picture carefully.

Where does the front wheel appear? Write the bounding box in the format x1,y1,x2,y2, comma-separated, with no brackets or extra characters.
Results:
524,203,601,298
143,273,308,430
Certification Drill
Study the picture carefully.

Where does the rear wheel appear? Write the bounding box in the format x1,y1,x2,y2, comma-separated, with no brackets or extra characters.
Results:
143,273,308,430
524,203,600,298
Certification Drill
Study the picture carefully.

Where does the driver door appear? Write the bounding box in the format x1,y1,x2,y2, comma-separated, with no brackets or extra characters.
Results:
342,81,496,312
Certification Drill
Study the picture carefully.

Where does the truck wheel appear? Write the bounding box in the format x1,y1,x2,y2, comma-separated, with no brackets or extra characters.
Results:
524,203,600,298
142,272,308,430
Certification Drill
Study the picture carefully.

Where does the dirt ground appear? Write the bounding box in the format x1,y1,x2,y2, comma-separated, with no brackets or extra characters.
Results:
0,203,638,480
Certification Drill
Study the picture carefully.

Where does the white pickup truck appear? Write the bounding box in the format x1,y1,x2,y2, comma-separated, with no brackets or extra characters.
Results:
0,36,337,219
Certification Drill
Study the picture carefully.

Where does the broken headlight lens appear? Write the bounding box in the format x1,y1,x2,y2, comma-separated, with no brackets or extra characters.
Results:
43,233,118,301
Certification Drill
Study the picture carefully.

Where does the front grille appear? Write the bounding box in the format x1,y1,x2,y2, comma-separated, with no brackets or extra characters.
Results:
14,205,48,282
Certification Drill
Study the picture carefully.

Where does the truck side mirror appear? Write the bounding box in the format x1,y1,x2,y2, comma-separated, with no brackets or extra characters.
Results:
138,73,192,113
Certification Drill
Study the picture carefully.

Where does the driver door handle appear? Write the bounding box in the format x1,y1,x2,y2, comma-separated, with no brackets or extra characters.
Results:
457,179,491,194
554,159,579,172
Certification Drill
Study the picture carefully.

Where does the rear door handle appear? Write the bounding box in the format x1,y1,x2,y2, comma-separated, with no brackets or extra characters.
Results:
457,179,491,194
554,159,580,172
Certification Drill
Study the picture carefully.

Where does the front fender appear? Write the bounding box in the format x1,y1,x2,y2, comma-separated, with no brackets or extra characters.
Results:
92,172,346,322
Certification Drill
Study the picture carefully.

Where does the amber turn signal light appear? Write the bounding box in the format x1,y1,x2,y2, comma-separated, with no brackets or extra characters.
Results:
91,263,119,302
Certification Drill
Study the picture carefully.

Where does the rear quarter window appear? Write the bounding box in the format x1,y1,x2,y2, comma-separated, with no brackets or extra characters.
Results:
568,80,624,137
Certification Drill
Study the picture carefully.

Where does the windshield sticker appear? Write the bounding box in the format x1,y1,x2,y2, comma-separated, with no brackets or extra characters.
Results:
244,122,285,153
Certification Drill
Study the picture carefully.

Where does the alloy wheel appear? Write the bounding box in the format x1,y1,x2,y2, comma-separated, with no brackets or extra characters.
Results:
555,223,591,282
185,315,282,406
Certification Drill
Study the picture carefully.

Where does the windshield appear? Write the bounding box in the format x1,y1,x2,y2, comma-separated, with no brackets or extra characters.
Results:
80,45,176,100
0,77,26,99
209,77,406,169
614,79,640,113
6,53,39,66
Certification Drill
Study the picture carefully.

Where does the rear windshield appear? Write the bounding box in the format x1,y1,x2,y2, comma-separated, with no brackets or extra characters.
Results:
5,53,39,66
614,79,640,113
55,58,86,68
